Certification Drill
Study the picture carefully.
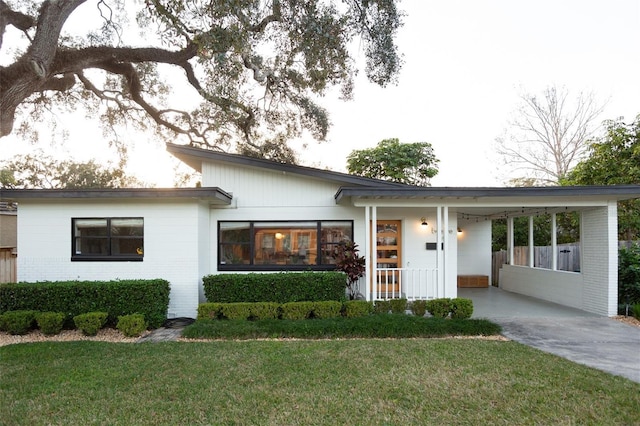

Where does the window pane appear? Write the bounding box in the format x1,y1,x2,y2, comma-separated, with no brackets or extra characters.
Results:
220,222,250,243
74,219,107,237
253,222,317,265
111,218,143,236
220,244,250,265
112,238,143,255
75,237,108,255
321,221,352,264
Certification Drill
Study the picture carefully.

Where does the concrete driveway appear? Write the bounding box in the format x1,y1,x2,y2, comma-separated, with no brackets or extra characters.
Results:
459,287,640,383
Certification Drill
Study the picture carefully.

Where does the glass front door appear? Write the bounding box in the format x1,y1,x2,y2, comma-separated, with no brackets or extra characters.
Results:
374,220,402,298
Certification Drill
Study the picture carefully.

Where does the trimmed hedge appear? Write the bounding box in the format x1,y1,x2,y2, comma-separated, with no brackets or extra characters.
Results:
426,298,452,318
450,298,474,319
203,272,346,303
0,279,170,328
281,302,315,320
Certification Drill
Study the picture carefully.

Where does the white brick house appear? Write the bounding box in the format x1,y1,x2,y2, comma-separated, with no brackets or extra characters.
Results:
1,143,639,318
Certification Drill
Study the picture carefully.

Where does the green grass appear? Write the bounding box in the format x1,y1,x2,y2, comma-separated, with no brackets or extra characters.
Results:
182,314,502,339
1,340,639,425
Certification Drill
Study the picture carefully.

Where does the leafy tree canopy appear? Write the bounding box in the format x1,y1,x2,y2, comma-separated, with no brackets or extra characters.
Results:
0,151,142,189
346,138,439,186
0,0,404,162
562,115,640,239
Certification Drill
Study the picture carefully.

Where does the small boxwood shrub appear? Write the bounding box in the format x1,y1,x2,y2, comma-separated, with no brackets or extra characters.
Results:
450,298,474,319
35,311,65,336
374,300,391,314
197,303,225,320
390,298,408,314
410,300,427,317
632,303,640,320
343,300,373,318
2,310,37,335
117,314,147,337
221,303,253,320
311,301,342,319
426,298,451,318
249,303,281,320
203,272,346,303
281,302,314,320
74,312,108,336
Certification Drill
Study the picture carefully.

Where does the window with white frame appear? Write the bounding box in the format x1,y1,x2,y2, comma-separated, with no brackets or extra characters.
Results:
72,218,144,261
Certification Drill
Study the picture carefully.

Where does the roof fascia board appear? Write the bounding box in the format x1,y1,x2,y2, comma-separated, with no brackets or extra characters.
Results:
335,185,640,204
0,187,232,205
166,143,406,188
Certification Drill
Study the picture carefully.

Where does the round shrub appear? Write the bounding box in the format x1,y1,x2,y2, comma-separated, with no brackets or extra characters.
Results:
390,298,408,314
410,300,427,317
281,302,314,320
35,311,65,336
426,298,451,318
2,310,37,335
117,314,147,337
311,301,342,319
450,298,474,319
374,300,391,314
74,312,108,336
343,300,373,318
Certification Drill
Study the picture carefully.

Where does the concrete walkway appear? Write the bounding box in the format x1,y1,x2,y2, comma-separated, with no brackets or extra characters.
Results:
460,287,640,383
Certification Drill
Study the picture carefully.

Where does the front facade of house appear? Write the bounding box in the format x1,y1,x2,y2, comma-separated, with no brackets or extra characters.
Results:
2,143,639,318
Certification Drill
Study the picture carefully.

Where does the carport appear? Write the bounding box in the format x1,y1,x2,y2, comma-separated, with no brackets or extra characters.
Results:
336,185,640,317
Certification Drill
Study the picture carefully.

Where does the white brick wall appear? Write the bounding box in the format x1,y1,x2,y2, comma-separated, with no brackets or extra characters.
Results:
581,203,618,316
17,200,204,318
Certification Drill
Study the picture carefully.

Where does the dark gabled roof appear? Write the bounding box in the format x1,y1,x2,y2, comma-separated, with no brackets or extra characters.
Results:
335,185,640,203
0,187,232,205
166,143,407,188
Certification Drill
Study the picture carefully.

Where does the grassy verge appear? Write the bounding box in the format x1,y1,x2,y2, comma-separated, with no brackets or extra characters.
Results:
182,314,502,339
1,340,639,425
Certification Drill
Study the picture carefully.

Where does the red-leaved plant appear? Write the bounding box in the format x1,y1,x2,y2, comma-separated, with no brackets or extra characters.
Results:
332,241,366,299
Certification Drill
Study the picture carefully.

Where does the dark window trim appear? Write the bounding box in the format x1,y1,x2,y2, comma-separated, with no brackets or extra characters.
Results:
71,217,144,262
218,220,353,271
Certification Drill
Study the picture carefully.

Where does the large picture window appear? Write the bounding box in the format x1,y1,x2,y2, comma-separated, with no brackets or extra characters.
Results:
219,220,353,270
72,218,144,261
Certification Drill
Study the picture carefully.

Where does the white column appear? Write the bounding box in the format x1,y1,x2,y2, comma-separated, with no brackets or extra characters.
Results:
443,206,449,297
529,215,534,267
436,206,443,298
507,217,514,265
551,213,557,270
372,205,377,300
364,205,371,301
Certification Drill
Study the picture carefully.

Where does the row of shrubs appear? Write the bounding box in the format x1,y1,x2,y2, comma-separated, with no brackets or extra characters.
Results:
203,272,347,303
198,298,474,321
0,310,148,337
0,279,170,328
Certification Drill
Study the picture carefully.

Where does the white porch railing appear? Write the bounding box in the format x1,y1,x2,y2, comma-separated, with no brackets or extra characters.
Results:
354,268,440,301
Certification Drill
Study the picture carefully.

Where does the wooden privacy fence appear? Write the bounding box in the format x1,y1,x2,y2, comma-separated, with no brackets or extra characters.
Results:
492,241,639,286
0,247,17,283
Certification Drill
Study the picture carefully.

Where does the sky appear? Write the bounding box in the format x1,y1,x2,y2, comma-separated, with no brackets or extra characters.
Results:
1,0,639,187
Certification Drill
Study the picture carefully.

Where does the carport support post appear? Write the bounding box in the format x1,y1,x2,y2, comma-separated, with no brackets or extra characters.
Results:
507,217,514,265
529,216,534,267
552,214,558,270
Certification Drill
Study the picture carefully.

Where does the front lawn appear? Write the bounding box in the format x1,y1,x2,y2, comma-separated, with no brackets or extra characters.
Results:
1,340,639,425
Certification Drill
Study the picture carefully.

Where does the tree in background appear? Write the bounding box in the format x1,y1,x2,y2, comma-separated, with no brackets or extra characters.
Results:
346,138,439,186
0,1,403,161
0,151,142,189
563,116,640,240
496,85,605,185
